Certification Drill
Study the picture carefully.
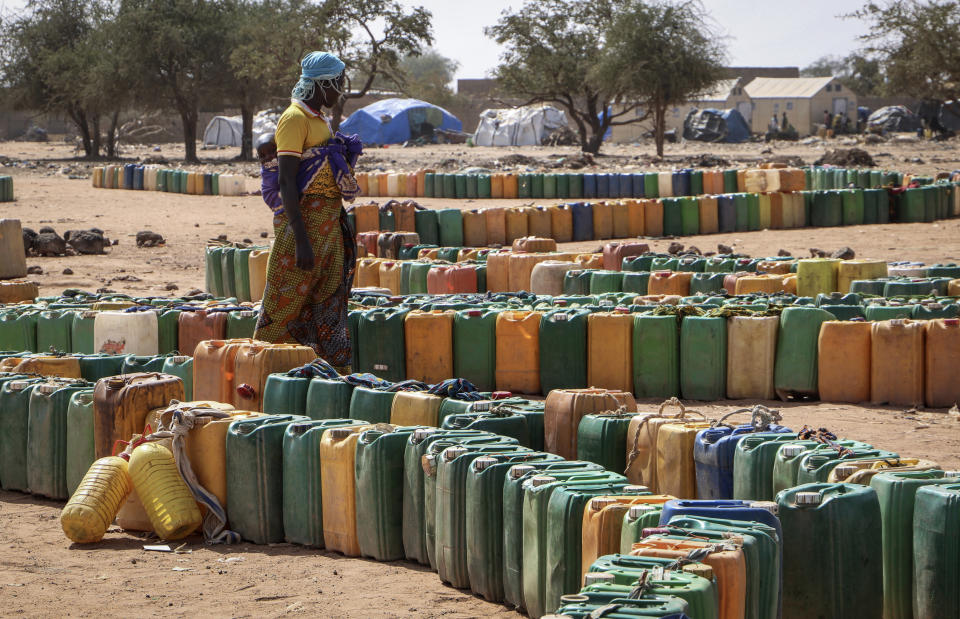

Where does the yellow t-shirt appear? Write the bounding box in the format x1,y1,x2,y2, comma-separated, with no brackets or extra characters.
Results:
275,100,332,157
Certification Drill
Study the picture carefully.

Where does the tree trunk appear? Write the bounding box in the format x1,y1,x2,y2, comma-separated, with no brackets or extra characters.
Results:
180,108,199,163
105,110,120,158
91,114,102,159
70,108,94,158
582,132,604,155
239,103,254,161
653,103,666,158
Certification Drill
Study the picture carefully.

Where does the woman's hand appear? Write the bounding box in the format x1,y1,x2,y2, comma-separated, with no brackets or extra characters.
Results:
295,236,315,271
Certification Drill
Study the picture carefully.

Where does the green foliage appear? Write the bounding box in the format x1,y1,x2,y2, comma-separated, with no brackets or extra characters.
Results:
851,0,960,101
486,0,726,155
801,53,884,96
398,49,459,106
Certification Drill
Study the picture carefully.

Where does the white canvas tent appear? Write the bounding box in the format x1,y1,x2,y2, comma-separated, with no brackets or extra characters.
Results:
473,105,569,146
202,109,282,147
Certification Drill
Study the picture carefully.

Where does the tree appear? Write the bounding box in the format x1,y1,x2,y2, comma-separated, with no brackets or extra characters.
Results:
801,53,884,96
850,1,960,101
397,49,459,107
114,0,233,163
325,0,434,130
0,0,115,157
486,0,726,156
599,1,727,157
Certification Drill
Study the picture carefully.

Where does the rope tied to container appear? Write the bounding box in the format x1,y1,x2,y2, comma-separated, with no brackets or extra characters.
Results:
150,401,240,545
626,571,653,599
798,425,852,457
711,404,783,432
623,397,709,478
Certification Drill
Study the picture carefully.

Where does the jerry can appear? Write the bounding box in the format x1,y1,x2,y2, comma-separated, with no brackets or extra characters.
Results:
232,343,317,410
0,310,37,353
924,318,960,407
282,419,366,547
726,316,779,400
262,373,311,416
495,311,541,394
774,306,834,400
348,386,396,424
795,447,901,486
913,483,960,619
871,319,924,406
624,398,707,489
402,310,454,384
796,258,840,297
585,555,716,618
304,377,353,420
65,389,96,496
530,261,577,296
509,252,556,292
36,309,73,353
60,455,132,543
390,391,442,427
0,378,41,491
70,311,97,355
93,373,185,458
837,259,888,293
777,484,882,619
192,339,259,403
632,314,680,399
618,503,666,552
539,308,589,395
177,309,228,358
120,353,168,375
695,417,792,501
442,407,530,447
28,380,91,499
545,388,637,460
818,320,872,403
587,311,633,393
320,425,371,556
160,355,193,401
656,420,712,499
577,410,636,473
680,316,727,401
733,434,809,501
14,355,82,378
225,309,258,340
226,414,309,543
648,271,692,296
579,492,664,578
771,440,874,496
128,442,202,540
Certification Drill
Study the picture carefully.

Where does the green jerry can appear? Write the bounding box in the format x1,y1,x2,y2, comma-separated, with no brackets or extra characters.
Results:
415,209,440,246
577,410,635,472
770,441,874,496
464,452,564,602
501,461,606,611
27,380,91,500
590,271,624,294
555,586,690,618
794,447,900,485
912,483,960,619
619,504,665,553
262,373,311,417
161,356,193,401
539,308,589,395
633,314,680,399
121,353,168,374
356,307,409,381
77,354,125,382
773,306,835,400
226,310,258,340
841,189,865,225
435,442,534,588
205,246,224,297
437,209,464,247
680,316,727,401
0,310,38,352
622,271,651,295
156,308,181,354
36,310,73,353
354,424,421,560
587,555,717,619
453,309,498,392
282,419,366,547
564,270,594,295
65,389,96,496
348,387,396,424
220,247,237,298
690,272,727,294
227,415,309,544
304,378,353,420
732,433,807,501
870,470,960,619
777,483,883,619
70,311,97,354
0,377,40,491
232,247,253,303
442,410,530,447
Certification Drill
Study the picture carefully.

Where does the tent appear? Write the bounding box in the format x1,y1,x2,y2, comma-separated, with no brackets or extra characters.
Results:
867,106,922,133
474,105,569,146
202,109,281,147
340,98,461,145
682,108,751,143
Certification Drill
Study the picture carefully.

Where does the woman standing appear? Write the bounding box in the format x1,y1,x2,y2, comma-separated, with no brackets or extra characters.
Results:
254,51,361,372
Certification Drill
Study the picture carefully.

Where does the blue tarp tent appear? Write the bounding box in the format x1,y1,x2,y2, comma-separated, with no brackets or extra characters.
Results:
340,98,462,145
719,108,750,143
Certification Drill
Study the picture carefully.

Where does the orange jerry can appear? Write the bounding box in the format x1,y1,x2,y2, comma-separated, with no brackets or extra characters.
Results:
378,261,402,295
925,318,960,407
93,373,185,459
512,236,557,253
611,201,630,238
592,201,614,240
644,199,664,237
405,310,455,384
192,339,261,403
463,210,487,247
544,388,637,460
485,207,507,246
352,202,380,233
232,343,317,411
502,173,519,199
320,425,372,556
648,271,693,296
178,309,228,359
490,174,504,199
356,173,369,196
656,421,712,498
871,319,925,406
356,231,379,256
504,207,530,244
699,196,719,234
495,311,541,395
528,206,553,238
624,398,707,489
355,257,381,288
602,242,650,271
392,201,416,231
818,321,872,403
626,200,645,237
508,253,554,292
734,274,785,295
576,253,604,270
485,251,511,293
551,204,574,242
580,494,675,580
587,311,634,393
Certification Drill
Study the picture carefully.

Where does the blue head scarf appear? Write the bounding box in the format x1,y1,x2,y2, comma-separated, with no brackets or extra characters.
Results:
292,51,345,101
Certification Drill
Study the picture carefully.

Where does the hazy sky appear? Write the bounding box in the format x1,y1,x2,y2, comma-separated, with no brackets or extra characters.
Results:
0,0,871,84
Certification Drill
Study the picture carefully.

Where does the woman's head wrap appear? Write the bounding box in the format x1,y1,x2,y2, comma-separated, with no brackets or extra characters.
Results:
292,51,346,101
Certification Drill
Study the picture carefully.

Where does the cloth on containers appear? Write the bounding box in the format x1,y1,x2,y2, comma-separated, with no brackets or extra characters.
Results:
291,51,345,101
429,378,482,400
151,402,240,544
122,305,160,313
385,379,430,392
286,359,340,379
342,373,393,390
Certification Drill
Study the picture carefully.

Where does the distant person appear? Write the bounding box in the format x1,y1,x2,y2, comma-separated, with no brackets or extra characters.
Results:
781,112,789,130
253,51,363,372
823,109,831,129
769,114,779,132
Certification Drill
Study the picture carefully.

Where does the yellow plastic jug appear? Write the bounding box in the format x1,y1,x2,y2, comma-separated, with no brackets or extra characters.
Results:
486,251,511,293
726,315,779,400
356,257,381,288
624,398,707,488
656,421,712,499
13,355,82,378
580,494,674,579
248,249,270,302
404,310,455,384
320,425,371,556
378,261,402,295
390,391,442,427
818,321,872,403
925,319,960,408
871,319,924,406
495,311,541,394
796,258,840,297
837,259,887,294
61,456,133,543
587,312,634,393
128,442,202,540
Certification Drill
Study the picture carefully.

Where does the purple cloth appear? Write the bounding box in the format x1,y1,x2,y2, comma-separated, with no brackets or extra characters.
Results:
259,131,363,215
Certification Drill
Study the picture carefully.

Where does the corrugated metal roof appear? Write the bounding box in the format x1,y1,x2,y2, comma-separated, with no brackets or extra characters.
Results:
745,77,835,99
694,79,739,102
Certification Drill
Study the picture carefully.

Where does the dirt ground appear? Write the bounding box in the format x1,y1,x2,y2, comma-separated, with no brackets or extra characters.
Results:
2,137,960,617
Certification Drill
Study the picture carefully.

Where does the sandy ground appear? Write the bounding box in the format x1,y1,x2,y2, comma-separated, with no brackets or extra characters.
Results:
2,138,960,617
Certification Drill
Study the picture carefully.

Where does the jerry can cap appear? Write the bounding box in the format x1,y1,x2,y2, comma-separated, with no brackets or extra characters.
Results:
509,464,536,479
623,485,648,494
106,377,127,389
472,457,497,472
238,310,256,317
559,595,590,605
36,383,58,395
469,401,492,413
554,299,568,307
8,380,28,391
327,427,353,439
944,318,960,326
443,446,467,462
890,319,906,326
553,312,569,321
589,498,618,511
491,391,512,400
529,475,556,487
749,500,779,515
629,504,657,518
832,465,859,481
412,428,436,442
582,573,615,586
170,356,190,363
795,491,823,506
781,445,805,457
